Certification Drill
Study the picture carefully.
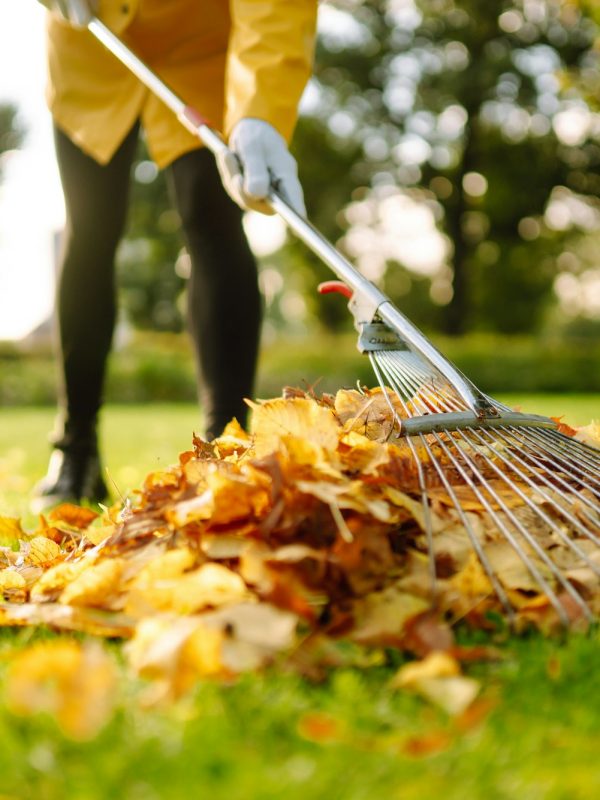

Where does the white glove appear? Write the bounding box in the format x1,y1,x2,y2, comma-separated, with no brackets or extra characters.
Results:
39,0,95,27
216,119,306,216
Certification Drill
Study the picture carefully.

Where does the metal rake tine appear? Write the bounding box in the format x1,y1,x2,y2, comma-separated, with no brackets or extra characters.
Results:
376,356,598,608
479,424,600,536
376,354,453,415
487,396,600,471
449,429,596,622
375,352,459,411
491,427,600,528
389,356,475,416
366,347,598,627
501,426,600,496
505,424,600,490
465,426,600,560
383,357,600,533
369,355,438,593
531,428,600,478
415,431,517,623
433,430,589,625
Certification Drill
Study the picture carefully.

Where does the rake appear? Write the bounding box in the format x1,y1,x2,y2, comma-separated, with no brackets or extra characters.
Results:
86,18,600,628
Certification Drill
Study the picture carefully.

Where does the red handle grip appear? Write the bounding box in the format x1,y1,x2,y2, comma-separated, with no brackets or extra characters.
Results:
317,281,353,299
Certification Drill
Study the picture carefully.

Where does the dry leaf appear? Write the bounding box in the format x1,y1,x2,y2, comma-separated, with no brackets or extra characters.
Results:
575,421,600,450
126,562,251,617
25,536,62,568
391,652,480,715
0,517,24,549
297,712,344,743
48,504,99,529
60,559,125,607
249,397,340,457
0,568,26,593
5,639,117,740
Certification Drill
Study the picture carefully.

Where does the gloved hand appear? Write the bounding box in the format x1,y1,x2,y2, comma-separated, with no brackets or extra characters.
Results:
39,0,95,27
216,118,306,216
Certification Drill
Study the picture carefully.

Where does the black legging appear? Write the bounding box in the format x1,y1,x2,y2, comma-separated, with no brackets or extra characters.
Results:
54,122,261,441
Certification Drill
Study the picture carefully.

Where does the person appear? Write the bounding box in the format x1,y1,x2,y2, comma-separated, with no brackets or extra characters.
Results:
32,0,318,511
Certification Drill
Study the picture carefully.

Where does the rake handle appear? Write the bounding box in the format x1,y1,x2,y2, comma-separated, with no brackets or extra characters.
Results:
87,17,494,419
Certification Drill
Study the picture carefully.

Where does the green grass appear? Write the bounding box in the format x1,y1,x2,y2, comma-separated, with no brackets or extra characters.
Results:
0,401,599,799
498,394,599,425
0,628,599,800
0,405,202,527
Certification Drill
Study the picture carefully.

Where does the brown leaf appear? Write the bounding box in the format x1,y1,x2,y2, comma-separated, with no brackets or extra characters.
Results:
402,731,453,758
48,504,99,529
401,612,455,657
297,712,344,744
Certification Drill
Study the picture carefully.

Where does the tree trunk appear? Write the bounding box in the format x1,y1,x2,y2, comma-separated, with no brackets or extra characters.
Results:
442,116,477,336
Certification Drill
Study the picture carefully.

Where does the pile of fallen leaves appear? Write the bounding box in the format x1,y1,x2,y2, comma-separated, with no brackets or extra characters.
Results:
1,388,599,735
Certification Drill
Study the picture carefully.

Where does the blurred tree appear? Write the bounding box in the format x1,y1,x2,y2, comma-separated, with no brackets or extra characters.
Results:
284,0,600,335
114,0,599,339
117,142,185,332
0,103,24,180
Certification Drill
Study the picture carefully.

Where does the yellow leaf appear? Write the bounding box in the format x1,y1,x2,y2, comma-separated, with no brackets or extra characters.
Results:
203,601,298,652
249,397,340,457
0,568,26,592
334,387,403,439
5,639,117,740
183,624,226,677
127,617,225,700
0,517,24,549
25,536,62,567
201,535,249,560
381,486,427,528
390,652,480,716
60,559,125,607
390,651,461,688
337,431,391,474
127,616,193,678
29,552,98,602
84,524,115,546
409,675,481,716
279,436,341,478
126,562,251,617
208,468,271,524
134,547,197,584
486,541,550,594
450,552,494,597
211,418,252,458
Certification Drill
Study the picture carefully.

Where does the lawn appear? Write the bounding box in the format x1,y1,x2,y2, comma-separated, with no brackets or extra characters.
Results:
0,398,599,800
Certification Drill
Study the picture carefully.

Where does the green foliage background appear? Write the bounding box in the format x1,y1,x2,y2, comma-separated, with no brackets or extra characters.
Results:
97,0,600,346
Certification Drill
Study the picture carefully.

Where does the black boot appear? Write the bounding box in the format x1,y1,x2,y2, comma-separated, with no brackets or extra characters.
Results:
31,425,109,513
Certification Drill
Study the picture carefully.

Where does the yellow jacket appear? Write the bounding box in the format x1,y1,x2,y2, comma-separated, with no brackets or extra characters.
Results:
46,0,318,168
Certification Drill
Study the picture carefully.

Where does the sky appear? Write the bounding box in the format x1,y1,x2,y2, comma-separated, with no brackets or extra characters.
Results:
0,2,64,340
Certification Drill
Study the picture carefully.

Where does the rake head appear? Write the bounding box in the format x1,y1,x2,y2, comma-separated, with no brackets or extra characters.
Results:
320,281,600,629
